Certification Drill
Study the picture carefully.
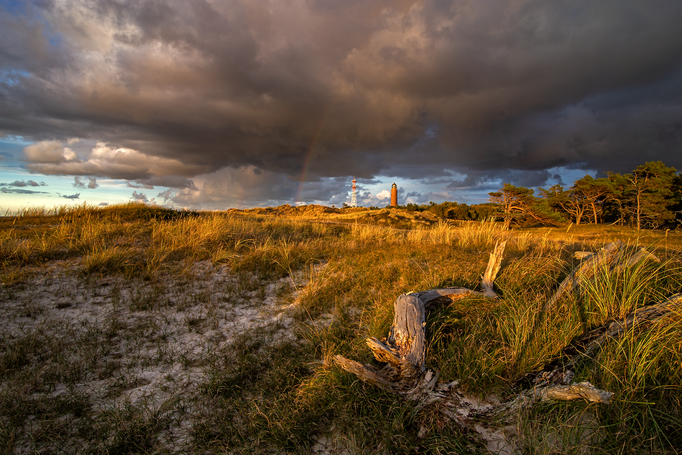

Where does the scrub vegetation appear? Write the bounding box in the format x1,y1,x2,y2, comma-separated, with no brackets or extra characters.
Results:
1,202,681,454
407,161,682,232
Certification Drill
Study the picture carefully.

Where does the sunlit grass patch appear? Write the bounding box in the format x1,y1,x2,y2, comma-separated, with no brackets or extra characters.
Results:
579,247,681,321
1,204,681,453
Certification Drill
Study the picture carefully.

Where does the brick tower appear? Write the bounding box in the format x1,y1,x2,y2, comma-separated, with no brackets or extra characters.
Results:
390,183,398,207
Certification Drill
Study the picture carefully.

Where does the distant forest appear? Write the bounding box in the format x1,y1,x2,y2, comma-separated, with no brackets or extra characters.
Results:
397,161,682,230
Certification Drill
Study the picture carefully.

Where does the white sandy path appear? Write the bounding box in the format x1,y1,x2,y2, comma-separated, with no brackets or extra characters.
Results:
1,259,317,452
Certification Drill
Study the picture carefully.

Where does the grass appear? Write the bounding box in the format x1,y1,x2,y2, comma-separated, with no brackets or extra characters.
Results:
0,202,681,453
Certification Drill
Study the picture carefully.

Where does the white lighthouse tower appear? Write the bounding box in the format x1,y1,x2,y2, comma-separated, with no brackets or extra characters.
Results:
350,177,357,207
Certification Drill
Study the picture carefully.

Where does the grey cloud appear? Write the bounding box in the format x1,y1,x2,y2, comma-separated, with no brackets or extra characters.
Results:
1,179,46,187
1,186,47,194
1,0,682,205
73,176,99,189
127,181,154,189
447,169,552,191
131,191,149,203
157,188,175,203
143,176,196,189
73,176,85,188
297,176,353,204
404,191,430,204
551,174,564,186
24,141,207,187
23,141,79,164
61,193,80,199
171,169,357,209
172,166,298,209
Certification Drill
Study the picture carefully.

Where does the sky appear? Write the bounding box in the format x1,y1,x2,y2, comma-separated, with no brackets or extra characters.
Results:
1,0,682,212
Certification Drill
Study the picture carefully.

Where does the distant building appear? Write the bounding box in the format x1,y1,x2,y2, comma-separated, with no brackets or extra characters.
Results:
390,183,398,207
350,177,357,207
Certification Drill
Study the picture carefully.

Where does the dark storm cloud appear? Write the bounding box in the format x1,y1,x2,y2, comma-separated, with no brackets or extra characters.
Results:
447,169,552,191
172,166,299,209
2,0,682,204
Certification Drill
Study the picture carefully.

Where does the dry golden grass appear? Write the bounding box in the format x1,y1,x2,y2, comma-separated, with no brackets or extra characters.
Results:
1,202,681,453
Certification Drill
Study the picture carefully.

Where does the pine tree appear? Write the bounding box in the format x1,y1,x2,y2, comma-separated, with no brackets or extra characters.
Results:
627,161,678,230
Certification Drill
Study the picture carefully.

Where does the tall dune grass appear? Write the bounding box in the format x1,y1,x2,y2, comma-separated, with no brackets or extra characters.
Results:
1,203,681,453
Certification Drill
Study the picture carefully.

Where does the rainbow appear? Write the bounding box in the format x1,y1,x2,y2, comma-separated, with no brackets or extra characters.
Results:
294,107,329,205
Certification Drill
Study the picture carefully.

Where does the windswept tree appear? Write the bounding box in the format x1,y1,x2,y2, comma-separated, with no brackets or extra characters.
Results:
605,172,631,225
487,161,679,230
671,173,682,225
489,184,535,228
539,184,588,225
627,161,679,230
541,177,613,225
572,176,613,224
490,184,562,228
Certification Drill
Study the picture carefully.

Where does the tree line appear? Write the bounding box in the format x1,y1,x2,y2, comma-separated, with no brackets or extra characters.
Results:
488,161,681,229
391,161,682,230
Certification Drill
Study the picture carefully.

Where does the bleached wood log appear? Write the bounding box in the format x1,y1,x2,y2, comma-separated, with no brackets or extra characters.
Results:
544,241,623,311
482,240,507,298
618,247,660,270
335,241,676,451
416,288,478,311
566,293,681,370
549,243,660,312
538,382,613,404
522,293,682,392
573,246,659,267
335,243,509,395
332,355,397,391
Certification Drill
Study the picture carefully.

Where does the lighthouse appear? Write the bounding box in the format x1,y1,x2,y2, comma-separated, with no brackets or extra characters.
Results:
350,177,357,207
390,183,398,207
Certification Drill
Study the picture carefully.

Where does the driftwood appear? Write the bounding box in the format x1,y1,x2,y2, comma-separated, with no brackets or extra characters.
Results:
523,293,682,389
482,240,506,298
334,241,676,451
543,241,623,312
550,243,661,312
335,241,507,398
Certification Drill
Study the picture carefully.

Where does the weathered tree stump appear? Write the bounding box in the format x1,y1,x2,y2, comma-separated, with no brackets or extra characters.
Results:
334,240,677,452
335,241,507,399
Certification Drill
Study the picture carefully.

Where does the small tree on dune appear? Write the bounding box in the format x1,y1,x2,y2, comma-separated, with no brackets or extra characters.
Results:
572,176,613,224
489,183,562,228
627,161,678,230
539,184,587,225
489,184,535,228
605,172,631,225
